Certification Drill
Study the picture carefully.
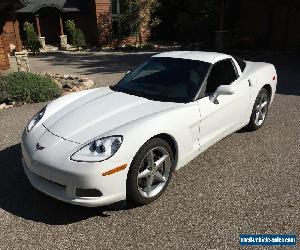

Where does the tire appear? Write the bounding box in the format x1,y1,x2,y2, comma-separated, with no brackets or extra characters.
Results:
246,88,270,131
127,138,174,205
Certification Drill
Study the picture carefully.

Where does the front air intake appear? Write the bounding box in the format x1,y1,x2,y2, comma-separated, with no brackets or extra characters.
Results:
76,188,102,198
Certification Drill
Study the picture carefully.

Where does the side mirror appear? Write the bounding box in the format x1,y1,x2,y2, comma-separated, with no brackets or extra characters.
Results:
209,85,235,104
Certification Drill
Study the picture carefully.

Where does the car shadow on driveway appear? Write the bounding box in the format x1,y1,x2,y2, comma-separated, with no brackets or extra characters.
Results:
0,144,135,225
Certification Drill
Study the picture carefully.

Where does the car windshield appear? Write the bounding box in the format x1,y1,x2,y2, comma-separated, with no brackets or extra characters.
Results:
110,57,211,103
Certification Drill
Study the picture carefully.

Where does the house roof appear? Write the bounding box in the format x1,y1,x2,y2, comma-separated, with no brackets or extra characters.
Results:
16,0,92,14
0,0,24,13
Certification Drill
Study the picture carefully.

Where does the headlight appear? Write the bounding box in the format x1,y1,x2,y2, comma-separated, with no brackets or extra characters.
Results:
27,106,47,132
70,136,123,162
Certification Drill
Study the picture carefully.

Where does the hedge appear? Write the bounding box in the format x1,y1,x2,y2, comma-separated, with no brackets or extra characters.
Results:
0,72,62,104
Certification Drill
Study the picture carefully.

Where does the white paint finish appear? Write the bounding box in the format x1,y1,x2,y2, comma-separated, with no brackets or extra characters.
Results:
153,51,231,64
21,51,277,207
198,94,241,151
29,88,99,136
43,87,181,144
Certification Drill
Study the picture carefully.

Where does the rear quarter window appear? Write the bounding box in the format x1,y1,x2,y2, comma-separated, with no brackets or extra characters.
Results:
234,57,246,72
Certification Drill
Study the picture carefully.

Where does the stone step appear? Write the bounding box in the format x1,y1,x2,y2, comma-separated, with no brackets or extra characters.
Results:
40,45,59,53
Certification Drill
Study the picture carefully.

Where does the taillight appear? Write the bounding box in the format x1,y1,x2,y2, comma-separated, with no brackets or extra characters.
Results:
273,76,276,80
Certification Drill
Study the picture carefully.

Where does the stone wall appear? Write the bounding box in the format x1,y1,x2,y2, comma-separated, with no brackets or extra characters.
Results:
15,51,29,72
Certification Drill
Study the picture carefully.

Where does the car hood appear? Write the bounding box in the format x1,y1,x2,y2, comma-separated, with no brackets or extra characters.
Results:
43,87,180,144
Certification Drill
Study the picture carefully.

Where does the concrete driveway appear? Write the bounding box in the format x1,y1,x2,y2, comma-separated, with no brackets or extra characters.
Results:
1,53,299,249
11,51,155,87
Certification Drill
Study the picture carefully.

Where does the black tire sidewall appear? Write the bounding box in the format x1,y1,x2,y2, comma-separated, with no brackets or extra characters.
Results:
126,138,174,205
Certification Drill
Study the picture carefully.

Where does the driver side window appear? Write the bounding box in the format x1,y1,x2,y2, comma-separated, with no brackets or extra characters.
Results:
205,59,238,94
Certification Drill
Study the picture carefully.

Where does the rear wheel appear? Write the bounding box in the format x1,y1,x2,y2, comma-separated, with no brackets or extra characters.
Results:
127,138,174,205
246,88,270,131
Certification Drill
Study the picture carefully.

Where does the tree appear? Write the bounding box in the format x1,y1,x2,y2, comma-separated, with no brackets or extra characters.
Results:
175,0,219,41
65,20,86,48
154,0,220,43
97,12,113,45
122,0,161,45
23,22,41,54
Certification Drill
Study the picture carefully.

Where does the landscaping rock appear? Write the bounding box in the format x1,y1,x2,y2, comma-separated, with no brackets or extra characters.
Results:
0,102,15,110
40,73,95,95
82,80,95,88
62,82,73,89
53,79,62,88
72,86,81,92
78,76,88,82
0,103,6,110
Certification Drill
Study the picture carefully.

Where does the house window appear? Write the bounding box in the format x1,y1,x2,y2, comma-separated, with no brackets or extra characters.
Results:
111,0,135,39
111,0,120,15
111,0,128,16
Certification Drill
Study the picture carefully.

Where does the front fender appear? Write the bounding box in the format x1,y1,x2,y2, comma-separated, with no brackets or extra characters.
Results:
107,102,201,171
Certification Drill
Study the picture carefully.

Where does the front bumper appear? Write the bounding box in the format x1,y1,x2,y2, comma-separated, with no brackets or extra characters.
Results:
21,127,130,207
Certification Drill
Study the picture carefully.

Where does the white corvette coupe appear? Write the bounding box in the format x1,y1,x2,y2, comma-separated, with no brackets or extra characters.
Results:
22,51,277,207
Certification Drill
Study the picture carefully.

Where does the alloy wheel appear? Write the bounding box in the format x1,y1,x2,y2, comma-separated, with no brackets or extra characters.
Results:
254,92,269,126
137,146,171,198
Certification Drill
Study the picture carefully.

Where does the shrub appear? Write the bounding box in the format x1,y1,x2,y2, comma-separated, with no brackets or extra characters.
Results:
65,20,86,48
3,72,62,103
0,76,9,103
97,12,112,45
23,22,42,54
65,20,76,37
73,28,86,48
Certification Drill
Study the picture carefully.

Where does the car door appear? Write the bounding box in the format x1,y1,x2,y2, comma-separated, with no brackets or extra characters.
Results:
197,58,251,151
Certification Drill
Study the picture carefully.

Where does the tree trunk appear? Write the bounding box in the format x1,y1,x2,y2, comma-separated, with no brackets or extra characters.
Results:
139,31,142,46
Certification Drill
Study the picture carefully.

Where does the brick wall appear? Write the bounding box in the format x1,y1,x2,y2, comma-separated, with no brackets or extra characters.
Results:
3,19,23,53
94,0,151,47
0,7,22,70
95,0,111,14
0,33,10,70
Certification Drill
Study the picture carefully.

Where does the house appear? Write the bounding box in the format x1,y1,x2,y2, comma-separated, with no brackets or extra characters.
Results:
0,0,23,70
0,0,151,70
16,0,99,48
16,0,151,47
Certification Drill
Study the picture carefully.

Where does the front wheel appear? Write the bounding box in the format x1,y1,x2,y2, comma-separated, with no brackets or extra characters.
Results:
127,138,174,205
246,88,270,131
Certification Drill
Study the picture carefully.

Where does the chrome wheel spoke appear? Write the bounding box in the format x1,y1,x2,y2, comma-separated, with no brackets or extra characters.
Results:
154,171,166,183
261,111,266,120
146,175,154,196
261,101,268,108
147,151,155,168
138,169,151,179
154,154,168,171
255,112,260,124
